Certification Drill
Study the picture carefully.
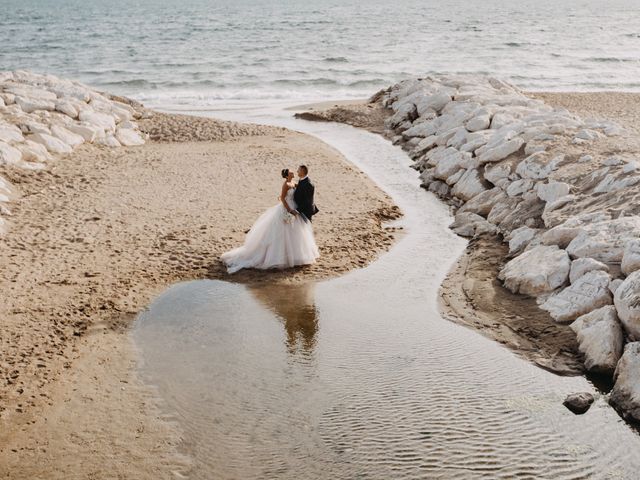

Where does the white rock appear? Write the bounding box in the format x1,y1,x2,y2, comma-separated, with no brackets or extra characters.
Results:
460,130,493,153
446,128,470,149
451,168,487,201
404,121,437,139
99,135,122,148
490,112,516,130
508,226,537,254
536,181,571,204
506,178,535,197
51,125,84,148
610,342,640,422
604,155,624,166
5,85,57,101
66,123,102,143
578,155,593,163
542,212,611,248
459,187,507,217
0,123,25,143
623,161,640,174
79,109,116,133
515,152,562,180
466,114,491,132
0,93,14,105
499,245,571,296
540,270,612,323
574,129,599,141
484,163,511,185
622,239,640,275
566,216,640,263
445,169,464,186
570,306,624,373
614,271,640,340
15,96,55,113
610,278,624,295
55,100,79,119
477,137,524,164
0,141,23,165
593,173,640,193
416,91,452,115
432,148,468,180
115,128,145,146
569,257,609,284
449,212,497,238
17,140,52,163
30,132,73,154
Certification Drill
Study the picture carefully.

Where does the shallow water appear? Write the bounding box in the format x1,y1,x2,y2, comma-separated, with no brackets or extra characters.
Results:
134,113,640,479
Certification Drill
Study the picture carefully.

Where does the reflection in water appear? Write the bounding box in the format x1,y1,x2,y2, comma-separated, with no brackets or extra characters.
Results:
249,283,318,357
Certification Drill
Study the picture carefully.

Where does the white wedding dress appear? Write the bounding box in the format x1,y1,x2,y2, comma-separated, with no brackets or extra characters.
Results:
221,187,320,274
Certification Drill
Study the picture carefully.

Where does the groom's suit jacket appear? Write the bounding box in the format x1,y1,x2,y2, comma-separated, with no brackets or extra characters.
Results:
294,177,318,222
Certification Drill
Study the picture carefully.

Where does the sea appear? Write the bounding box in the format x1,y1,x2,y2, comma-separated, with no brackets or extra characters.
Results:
2,0,640,110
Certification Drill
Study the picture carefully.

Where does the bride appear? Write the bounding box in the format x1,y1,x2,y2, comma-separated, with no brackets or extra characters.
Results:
220,168,320,274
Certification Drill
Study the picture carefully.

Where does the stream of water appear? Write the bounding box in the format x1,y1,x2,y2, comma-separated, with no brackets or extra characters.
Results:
133,108,640,479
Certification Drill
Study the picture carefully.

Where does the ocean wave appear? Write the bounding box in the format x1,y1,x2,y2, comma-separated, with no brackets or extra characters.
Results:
323,56,349,63
586,56,638,63
132,87,373,106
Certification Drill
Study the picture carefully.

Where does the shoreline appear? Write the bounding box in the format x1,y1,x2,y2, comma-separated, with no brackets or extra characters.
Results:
295,85,640,415
294,97,585,375
0,74,400,478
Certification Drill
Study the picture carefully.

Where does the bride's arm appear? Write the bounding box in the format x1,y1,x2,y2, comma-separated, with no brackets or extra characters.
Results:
280,182,295,213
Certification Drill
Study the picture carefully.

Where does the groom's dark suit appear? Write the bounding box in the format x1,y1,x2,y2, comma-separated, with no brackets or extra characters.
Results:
294,177,318,222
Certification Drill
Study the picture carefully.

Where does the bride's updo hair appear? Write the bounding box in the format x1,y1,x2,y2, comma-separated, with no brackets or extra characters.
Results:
281,168,289,179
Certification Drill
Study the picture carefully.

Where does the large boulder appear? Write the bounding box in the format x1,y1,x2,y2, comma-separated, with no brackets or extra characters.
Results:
610,342,640,423
515,152,563,180
449,212,497,238
540,270,612,323
477,137,524,164
17,140,52,163
614,271,640,341
0,123,25,143
51,125,84,148
78,109,116,133
570,306,624,373
536,181,571,204
569,257,609,284
450,168,488,201
29,132,73,154
566,216,640,263
15,95,55,113
0,141,23,165
498,245,570,296
507,226,538,254
115,128,145,146
66,123,102,143
622,239,640,275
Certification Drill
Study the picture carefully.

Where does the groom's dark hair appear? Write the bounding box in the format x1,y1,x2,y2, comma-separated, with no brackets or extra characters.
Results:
299,165,308,175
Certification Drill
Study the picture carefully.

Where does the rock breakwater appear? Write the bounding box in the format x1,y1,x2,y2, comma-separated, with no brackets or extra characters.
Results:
376,75,640,424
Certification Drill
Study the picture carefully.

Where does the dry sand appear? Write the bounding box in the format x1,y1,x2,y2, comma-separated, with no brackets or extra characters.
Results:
0,111,399,478
295,91,640,377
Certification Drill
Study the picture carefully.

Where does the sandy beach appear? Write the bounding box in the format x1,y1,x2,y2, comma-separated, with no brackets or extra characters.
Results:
0,108,399,478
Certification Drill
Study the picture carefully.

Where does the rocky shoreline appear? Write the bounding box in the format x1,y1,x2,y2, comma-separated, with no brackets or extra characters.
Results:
302,77,640,426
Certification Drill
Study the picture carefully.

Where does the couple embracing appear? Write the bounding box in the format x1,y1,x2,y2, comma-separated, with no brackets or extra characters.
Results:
221,165,320,274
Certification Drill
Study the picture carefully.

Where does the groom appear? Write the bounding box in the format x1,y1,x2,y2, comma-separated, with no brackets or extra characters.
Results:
294,165,319,222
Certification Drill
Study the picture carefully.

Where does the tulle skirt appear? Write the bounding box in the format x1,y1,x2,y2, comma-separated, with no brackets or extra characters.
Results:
220,204,320,274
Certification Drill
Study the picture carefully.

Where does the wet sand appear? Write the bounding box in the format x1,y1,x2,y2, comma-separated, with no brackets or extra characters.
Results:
295,91,640,376
0,111,399,478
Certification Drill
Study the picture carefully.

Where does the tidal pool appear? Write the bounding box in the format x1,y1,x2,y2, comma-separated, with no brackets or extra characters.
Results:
134,114,640,479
